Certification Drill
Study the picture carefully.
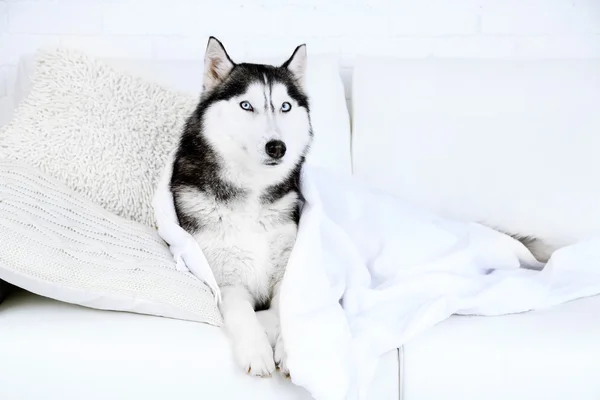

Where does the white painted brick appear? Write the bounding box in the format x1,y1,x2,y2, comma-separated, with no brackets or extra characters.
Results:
341,37,435,62
482,0,568,35
431,36,518,58
153,35,248,60
303,38,343,56
573,0,600,34
155,35,342,63
376,0,480,36
0,3,7,35
236,1,480,38
2,0,600,113
307,8,391,37
196,6,313,38
515,35,600,58
152,36,205,61
102,0,201,36
244,37,342,60
482,0,600,35
7,1,102,34
0,33,61,65
59,36,153,59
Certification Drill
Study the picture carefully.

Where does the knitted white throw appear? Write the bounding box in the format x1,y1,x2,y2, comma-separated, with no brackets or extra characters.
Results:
0,160,222,326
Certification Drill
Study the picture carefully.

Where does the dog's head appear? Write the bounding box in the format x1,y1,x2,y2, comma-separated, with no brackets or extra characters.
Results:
195,37,312,182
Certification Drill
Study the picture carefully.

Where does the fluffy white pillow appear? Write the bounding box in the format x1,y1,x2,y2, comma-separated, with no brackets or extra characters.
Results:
0,48,198,227
0,160,222,325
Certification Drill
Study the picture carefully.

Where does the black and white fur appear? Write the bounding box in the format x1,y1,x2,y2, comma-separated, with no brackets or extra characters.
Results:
170,37,312,377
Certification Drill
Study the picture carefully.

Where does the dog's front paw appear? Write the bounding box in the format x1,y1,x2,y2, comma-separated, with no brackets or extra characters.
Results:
234,332,276,377
274,333,290,378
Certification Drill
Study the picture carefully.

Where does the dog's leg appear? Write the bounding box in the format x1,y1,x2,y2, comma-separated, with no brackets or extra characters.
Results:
272,300,290,377
220,285,275,377
257,283,289,377
256,309,279,347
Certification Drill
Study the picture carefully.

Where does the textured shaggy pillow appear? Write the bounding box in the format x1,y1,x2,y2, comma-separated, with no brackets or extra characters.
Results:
0,160,222,325
0,48,197,227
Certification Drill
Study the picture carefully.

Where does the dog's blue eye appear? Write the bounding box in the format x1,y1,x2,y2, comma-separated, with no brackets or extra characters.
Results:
240,101,253,111
281,102,292,112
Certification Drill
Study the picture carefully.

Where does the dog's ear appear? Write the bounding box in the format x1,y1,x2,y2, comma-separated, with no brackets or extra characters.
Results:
203,37,235,92
282,44,307,87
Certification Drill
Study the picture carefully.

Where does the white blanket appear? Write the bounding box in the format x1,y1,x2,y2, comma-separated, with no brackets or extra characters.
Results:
153,160,600,400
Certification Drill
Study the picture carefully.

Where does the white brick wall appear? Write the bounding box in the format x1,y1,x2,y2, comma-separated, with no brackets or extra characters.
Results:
1,0,600,124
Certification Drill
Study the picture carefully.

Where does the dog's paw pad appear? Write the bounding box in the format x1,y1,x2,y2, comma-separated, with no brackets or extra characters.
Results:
274,334,290,378
235,333,275,377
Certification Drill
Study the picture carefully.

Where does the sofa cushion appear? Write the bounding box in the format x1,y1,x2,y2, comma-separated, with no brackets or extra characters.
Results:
401,294,600,400
351,57,600,261
0,291,399,400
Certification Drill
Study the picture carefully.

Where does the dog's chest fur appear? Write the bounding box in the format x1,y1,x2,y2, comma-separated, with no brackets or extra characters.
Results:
176,185,298,305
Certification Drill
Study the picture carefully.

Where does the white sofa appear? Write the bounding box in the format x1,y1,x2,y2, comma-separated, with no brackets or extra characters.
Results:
0,53,399,400
351,57,600,400
1,54,599,400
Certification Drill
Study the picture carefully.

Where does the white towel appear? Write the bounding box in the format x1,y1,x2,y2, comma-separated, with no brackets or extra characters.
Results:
152,152,221,304
154,161,600,400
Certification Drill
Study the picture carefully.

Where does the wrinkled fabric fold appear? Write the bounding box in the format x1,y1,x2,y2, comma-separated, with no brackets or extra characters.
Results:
154,163,600,400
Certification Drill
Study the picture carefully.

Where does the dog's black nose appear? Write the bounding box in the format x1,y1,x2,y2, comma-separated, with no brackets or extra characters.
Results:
265,140,286,159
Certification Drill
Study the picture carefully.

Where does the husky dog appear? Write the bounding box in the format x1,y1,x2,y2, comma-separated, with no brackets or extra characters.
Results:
170,37,312,377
